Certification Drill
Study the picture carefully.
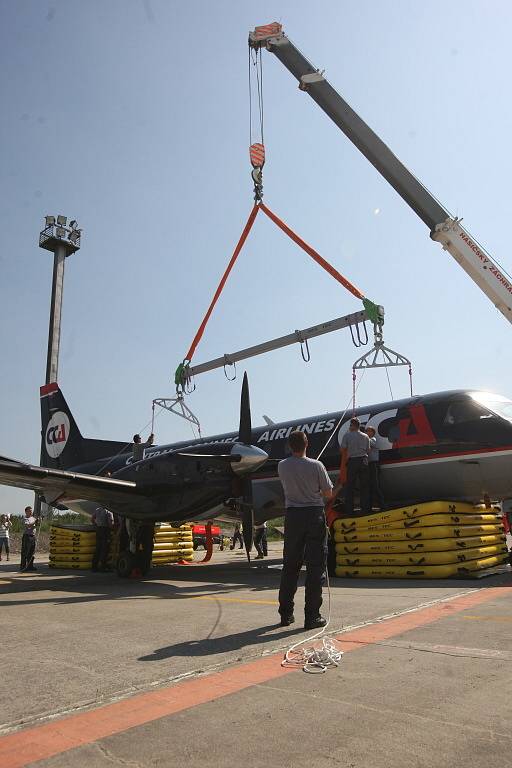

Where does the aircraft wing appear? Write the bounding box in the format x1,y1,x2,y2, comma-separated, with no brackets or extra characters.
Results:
0,458,157,514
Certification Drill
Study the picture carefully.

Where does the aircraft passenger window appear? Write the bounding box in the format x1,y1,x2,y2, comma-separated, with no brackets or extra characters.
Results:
443,401,495,426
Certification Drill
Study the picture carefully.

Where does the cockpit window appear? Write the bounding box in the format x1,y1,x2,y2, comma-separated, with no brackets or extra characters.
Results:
443,400,495,426
470,392,512,423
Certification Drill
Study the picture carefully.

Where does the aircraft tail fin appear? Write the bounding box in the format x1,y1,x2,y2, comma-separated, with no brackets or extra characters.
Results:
40,383,128,470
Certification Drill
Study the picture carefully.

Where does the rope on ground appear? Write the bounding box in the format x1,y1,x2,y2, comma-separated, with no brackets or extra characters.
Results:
281,574,343,674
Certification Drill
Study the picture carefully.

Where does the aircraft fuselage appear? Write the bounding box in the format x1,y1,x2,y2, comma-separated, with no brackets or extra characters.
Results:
67,389,512,521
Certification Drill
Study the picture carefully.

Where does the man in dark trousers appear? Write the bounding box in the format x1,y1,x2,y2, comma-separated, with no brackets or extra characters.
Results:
341,418,371,517
366,426,385,511
230,522,244,550
20,506,38,571
278,430,334,630
92,506,114,571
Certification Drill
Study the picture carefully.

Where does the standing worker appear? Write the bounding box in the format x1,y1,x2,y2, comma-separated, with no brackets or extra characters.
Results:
230,522,244,550
277,430,334,630
341,418,371,517
20,506,38,572
132,433,154,463
92,506,114,572
254,520,267,559
0,514,11,561
366,426,385,511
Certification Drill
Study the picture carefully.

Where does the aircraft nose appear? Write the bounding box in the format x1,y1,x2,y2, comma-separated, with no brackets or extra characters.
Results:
230,443,268,475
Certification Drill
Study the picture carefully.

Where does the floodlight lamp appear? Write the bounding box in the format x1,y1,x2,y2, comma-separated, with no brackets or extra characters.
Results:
68,230,80,244
45,215,56,227
56,227,66,238
57,215,67,226
69,220,77,229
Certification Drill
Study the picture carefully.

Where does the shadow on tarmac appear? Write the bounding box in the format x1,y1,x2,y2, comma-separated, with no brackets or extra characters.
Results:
138,622,303,661
0,558,510,611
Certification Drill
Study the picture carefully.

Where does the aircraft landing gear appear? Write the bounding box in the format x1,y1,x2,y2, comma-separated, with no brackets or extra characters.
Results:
117,519,154,578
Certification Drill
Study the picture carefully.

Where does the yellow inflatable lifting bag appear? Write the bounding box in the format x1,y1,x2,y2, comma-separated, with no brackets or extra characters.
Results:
334,523,504,543
332,501,476,530
334,533,506,555
49,534,95,543
50,527,95,536
49,553,93,563
151,547,193,556
336,544,508,567
50,546,96,555
336,513,501,532
335,553,508,579
49,562,91,570
155,524,192,531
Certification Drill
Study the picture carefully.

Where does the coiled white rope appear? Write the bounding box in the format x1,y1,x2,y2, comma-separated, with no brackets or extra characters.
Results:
281,568,343,674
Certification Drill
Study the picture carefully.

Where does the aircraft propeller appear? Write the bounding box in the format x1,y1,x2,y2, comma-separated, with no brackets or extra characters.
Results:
237,372,255,562
171,372,264,562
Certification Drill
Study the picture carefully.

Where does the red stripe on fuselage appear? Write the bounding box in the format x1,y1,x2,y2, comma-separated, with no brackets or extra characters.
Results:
381,444,512,466
251,445,512,479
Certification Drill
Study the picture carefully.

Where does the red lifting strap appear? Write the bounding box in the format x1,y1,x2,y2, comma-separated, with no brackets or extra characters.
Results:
184,201,364,364
178,522,214,566
185,204,260,363
259,202,364,300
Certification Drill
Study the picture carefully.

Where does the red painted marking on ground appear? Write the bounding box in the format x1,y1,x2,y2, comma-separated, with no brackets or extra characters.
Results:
335,586,512,652
1,585,511,768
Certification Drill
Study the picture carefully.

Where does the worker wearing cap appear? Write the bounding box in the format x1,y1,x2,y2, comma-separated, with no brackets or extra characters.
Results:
277,430,334,630
341,417,371,517
132,433,154,463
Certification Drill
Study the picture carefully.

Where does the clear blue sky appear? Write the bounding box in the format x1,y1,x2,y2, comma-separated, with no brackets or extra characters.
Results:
1,0,512,513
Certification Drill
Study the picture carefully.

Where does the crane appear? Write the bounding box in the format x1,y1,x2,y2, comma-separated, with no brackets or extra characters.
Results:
249,22,512,325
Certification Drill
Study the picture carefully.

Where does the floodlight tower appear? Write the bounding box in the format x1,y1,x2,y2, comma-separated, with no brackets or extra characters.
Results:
38,215,81,384
36,216,81,515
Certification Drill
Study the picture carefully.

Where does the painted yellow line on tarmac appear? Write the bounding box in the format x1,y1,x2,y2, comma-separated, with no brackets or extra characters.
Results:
192,595,278,606
462,614,512,622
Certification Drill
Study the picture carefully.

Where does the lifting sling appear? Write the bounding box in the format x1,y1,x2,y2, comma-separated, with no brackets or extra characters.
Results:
175,201,381,391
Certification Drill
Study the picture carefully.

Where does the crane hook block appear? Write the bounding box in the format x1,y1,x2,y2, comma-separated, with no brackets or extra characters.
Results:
249,143,265,169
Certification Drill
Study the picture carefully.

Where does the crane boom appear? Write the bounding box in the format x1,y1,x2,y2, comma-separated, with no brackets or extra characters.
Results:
250,23,512,324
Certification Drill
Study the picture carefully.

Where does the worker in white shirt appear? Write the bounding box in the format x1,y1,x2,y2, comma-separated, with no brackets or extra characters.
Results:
366,426,385,511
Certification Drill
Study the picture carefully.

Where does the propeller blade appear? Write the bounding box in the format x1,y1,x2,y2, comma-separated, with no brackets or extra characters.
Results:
238,372,252,444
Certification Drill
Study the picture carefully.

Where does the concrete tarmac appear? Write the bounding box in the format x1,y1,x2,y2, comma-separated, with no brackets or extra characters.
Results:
0,543,511,767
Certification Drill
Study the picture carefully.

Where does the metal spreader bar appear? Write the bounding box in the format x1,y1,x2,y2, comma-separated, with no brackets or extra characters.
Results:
153,395,202,435
182,309,376,385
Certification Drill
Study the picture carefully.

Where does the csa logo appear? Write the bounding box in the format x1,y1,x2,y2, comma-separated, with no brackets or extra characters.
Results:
45,411,70,459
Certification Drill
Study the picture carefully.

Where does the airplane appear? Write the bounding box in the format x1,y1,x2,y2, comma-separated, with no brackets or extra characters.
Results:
1,376,512,577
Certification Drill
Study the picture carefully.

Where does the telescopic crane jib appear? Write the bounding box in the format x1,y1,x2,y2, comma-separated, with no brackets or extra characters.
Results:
249,22,512,325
